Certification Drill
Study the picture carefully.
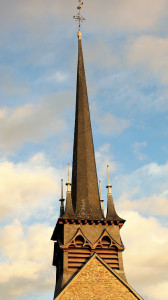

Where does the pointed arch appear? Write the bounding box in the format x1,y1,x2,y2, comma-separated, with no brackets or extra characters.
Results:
62,228,92,249
92,229,124,250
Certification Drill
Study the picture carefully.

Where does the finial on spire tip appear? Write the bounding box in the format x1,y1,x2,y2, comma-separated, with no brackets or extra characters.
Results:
107,165,110,185
68,162,70,181
61,179,64,199
99,180,103,201
73,0,85,38
106,165,112,194
66,163,71,192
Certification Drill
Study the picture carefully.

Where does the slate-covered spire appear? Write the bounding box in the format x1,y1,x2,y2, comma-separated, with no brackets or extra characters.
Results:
71,31,103,220
106,165,125,222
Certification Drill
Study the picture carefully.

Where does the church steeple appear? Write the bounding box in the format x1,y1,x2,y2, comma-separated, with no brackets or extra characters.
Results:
52,3,132,298
71,15,103,220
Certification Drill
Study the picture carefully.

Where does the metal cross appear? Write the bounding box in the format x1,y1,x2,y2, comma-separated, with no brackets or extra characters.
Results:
73,0,85,30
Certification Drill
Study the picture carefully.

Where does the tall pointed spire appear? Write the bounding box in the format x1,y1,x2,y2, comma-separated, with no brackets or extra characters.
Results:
106,165,124,222
71,3,103,220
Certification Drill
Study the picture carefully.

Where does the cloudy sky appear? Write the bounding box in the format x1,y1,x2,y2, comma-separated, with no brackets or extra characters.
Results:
0,0,168,299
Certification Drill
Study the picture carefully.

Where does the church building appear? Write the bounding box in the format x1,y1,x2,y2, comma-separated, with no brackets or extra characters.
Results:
51,2,143,299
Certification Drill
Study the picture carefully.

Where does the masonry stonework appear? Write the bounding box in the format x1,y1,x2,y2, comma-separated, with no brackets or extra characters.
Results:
57,257,139,300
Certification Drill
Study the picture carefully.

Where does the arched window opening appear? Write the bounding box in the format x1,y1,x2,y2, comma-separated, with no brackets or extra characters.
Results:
75,235,85,247
101,236,111,248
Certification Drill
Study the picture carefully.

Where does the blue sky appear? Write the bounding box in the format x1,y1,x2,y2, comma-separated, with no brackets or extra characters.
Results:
0,1,168,299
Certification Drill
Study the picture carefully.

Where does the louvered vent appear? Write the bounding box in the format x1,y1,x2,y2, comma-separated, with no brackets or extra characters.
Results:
67,234,119,272
68,235,91,272
95,236,119,269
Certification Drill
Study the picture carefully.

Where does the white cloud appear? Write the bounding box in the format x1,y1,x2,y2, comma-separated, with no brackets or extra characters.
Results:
109,0,167,31
132,141,147,161
118,194,168,217
0,220,55,299
121,211,168,300
114,161,168,201
96,144,117,180
1,0,167,33
144,281,168,300
85,41,117,69
0,91,73,153
46,71,68,83
127,36,168,85
0,153,60,220
96,113,130,135
0,67,28,98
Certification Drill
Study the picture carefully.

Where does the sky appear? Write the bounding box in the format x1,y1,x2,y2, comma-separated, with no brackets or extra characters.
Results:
0,0,168,299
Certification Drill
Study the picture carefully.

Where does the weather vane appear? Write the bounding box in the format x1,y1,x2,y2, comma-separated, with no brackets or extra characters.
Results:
73,0,85,38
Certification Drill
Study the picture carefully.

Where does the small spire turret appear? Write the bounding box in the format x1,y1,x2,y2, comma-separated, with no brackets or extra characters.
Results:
106,165,125,223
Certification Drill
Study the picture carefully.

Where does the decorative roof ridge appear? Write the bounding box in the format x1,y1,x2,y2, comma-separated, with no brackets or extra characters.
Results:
56,218,123,225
